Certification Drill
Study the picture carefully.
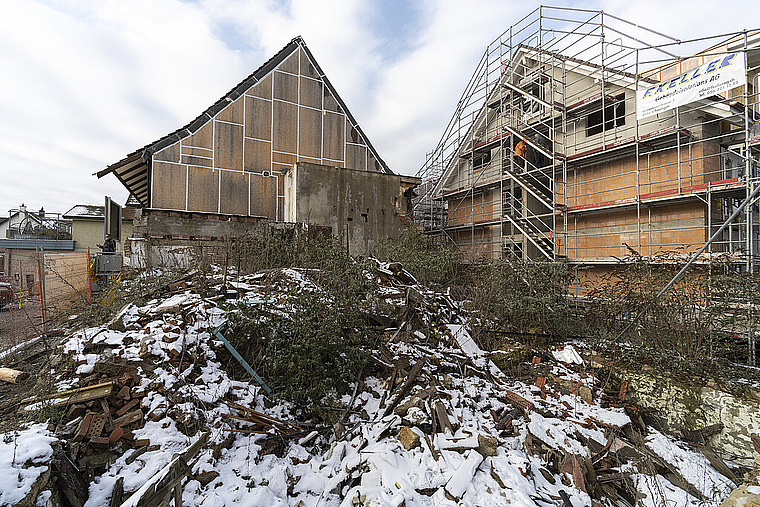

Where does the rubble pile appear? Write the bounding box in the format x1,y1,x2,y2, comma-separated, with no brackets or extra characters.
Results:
0,263,756,507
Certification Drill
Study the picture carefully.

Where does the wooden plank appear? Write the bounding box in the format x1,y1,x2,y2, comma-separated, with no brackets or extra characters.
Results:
434,400,453,434
272,101,298,154
181,122,212,149
272,152,297,166
323,87,341,113
381,359,426,417
322,111,344,161
346,119,363,144
180,154,212,167
187,166,219,213
181,146,213,157
273,71,298,103
299,50,319,78
278,51,299,74
298,106,322,159
109,477,124,507
151,162,187,211
153,142,180,163
244,138,271,174
250,174,278,219
52,446,89,507
173,484,182,507
367,151,382,173
20,381,115,410
700,446,740,485
244,95,272,141
214,121,244,171
246,74,271,99
122,433,209,507
219,171,248,216
345,144,367,171
217,97,243,124
112,409,143,428
299,76,322,109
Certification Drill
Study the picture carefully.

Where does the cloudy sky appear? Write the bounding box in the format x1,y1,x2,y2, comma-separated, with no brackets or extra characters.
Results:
1,0,759,215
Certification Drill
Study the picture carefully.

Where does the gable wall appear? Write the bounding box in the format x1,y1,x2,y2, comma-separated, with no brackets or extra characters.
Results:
149,46,380,219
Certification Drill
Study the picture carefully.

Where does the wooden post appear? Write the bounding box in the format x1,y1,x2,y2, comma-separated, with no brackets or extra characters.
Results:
87,249,92,304
36,250,46,334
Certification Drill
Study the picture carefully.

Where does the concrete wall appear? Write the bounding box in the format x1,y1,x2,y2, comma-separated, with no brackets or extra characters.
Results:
285,162,403,256
129,208,268,269
624,369,760,467
70,218,133,253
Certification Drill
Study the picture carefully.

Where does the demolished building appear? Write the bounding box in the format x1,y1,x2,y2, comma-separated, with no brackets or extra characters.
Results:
415,8,760,283
98,36,418,265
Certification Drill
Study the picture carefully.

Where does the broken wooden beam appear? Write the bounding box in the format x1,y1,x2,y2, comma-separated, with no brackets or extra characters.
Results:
0,367,29,384
19,381,115,411
434,400,453,435
121,432,209,507
381,358,426,418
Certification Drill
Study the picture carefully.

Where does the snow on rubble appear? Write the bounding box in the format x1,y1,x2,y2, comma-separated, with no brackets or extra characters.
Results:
0,263,748,507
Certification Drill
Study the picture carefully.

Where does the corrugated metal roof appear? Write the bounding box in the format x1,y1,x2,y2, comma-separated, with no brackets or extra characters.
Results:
63,205,137,220
0,239,75,250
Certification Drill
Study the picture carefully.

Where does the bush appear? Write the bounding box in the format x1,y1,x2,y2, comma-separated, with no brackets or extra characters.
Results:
584,256,758,381
376,228,461,287
226,232,380,418
467,259,577,349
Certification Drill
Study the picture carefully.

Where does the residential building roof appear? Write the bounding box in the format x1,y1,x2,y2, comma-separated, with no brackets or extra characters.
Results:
63,205,137,220
97,36,392,206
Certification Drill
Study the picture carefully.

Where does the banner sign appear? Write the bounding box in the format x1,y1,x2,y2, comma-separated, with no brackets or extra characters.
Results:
637,53,745,120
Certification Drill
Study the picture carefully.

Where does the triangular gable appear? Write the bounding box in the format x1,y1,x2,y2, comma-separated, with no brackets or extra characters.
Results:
435,44,653,196
98,36,391,213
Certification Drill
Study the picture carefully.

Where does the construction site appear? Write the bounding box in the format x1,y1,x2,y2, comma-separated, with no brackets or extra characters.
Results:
3,6,760,507
414,6,760,280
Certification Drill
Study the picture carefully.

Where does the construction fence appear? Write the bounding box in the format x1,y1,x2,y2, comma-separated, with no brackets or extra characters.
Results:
0,249,92,354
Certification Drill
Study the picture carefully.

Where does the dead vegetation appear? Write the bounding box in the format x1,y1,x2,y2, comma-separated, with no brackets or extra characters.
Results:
0,229,758,506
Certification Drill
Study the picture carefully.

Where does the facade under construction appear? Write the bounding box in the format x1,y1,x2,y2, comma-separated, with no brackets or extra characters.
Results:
415,7,760,277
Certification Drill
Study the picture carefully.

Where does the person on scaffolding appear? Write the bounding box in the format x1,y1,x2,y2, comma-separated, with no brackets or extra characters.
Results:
515,137,527,172
97,234,116,254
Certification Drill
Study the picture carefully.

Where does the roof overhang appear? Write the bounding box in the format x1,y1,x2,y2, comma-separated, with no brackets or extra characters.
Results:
96,151,149,206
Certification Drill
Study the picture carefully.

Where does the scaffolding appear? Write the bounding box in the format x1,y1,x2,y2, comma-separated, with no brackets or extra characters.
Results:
414,6,760,271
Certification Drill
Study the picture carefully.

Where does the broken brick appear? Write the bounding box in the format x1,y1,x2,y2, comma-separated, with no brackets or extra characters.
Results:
109,427,125,444
116,399,140,417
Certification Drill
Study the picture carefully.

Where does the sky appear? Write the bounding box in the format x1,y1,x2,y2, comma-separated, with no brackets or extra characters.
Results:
1,0,759,215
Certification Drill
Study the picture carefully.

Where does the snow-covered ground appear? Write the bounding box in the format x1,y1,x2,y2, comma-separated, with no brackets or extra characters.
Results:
1,265,752,506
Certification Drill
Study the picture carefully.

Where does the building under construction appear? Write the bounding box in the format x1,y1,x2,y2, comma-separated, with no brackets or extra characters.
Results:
415,7,760,279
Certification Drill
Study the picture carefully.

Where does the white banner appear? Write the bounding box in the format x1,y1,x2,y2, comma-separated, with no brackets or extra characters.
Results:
636,53,746,120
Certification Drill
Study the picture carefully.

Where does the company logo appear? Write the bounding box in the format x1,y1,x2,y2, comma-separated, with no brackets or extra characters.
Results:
642,54,737,100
